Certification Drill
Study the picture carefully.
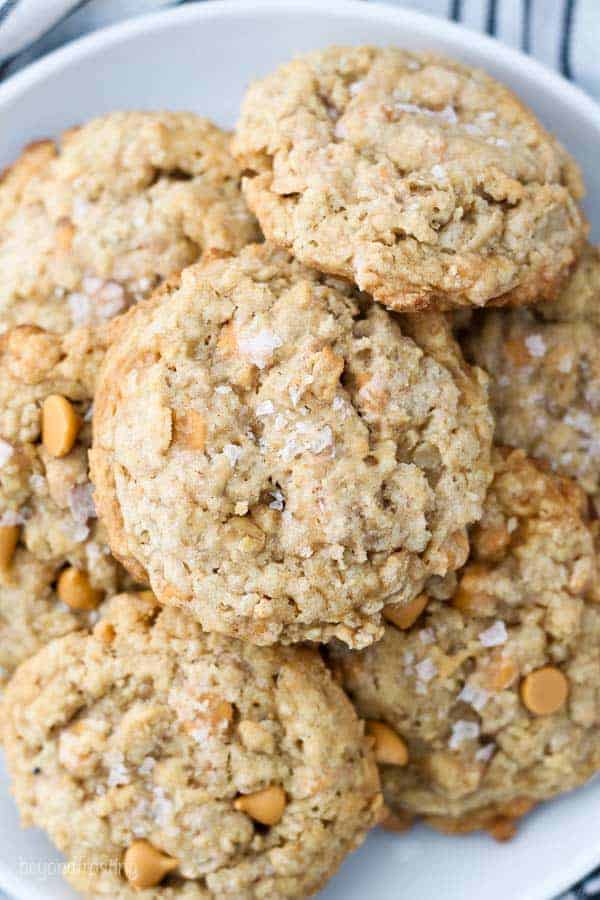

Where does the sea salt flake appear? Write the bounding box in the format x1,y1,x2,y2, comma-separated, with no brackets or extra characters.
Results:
68,292,91,326
479,620,508,647
237,329,282,369
256,400,275,416
458,683,489,712
431,164,447,180
68,482,96,524
475,743,495,763
0,509,28,526
215,385,232,395
449,720,480,750
395,101,458,124
415,658,437,683
311,425,334,454
0,439,13,467
106,753,129,788
506,516,518,534
138,757,156,776
419,628,435,645
223,444,242,467
269,490,285,511
524,334,547,358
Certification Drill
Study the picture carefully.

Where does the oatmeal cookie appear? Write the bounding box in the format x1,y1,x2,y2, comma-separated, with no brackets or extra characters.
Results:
2,591,382,898
464,244,600,504
232,46,586,312
0,324,131,681
90,243,493,648
330,448,600,837
0,111,259,334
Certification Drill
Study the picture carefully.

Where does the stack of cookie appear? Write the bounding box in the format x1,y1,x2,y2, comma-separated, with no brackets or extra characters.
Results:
1,46,598,898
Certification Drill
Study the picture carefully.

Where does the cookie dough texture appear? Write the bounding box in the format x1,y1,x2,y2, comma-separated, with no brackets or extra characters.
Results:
0,111,259,334
331,449,600,833
2,592,382,899
0,325,129,682
465,244,600,503
232,46,586,312
91,243,493,648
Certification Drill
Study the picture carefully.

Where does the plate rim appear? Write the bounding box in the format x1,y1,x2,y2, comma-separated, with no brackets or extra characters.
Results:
0,2,599,898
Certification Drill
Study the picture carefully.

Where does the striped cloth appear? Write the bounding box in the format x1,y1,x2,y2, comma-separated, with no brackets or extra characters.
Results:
0,2,599,900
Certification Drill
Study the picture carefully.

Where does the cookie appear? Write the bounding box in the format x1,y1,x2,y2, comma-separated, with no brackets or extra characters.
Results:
2,591,382,898
90,243,493,648
0,111,259,334
330,448,600,837
0,324,131,682
232,46,586,312
464,244,600,505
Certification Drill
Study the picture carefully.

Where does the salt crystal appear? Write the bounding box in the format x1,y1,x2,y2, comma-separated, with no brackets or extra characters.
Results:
395,101,457,125
334,120,347,139
215,385,232,395
223,444,242,467
478,620,508,647
311,425,333,454
138,757,156,776
68,292,91,326
449,720,480,750
106,753,129,788
457,683,489,712
256,400,275,416
84,403,94,422
82,276,103,296
0,509,27,526
506,516,518,534
68,483,96,524
269,490,285,511
415,658,437,683
0,439,13,467
475,743,495,763
431,164,446,179
29,474,46,492
419,628,435,645
349,80,365,95
237,329,282,369
524,334,546,358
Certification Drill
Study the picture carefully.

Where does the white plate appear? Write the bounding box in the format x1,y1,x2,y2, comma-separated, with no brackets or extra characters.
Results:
1,2,599,898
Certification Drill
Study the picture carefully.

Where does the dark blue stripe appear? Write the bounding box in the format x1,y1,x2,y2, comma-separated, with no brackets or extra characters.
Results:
0,0,20,27
449,0,462,22
486,0,498,36
560,0,576,79
522,0,532,53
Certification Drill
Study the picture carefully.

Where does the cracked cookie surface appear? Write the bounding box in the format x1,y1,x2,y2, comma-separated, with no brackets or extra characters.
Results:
91,243,493,647
330,449,600,836
2,592,381,899
0,324,131,683
232,46,586,312
0,111,259,334
464,244,600,507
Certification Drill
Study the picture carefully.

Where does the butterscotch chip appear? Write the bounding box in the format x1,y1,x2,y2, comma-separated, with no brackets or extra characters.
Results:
464,244,600,507
2,593,381,899
0,524,19,570
0,112,258,335
329,449,600,834
366,721,409,766
521,667,569,716
383,594,428,630
233,47,586,313
42,394,81,457
123,841,178,889
57,566,103,611
91,243,493,648
234,785,286,826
